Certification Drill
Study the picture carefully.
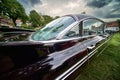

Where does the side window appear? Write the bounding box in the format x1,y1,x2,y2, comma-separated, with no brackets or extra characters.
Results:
97,22,104,35
83,19,104,36
64,24,80,39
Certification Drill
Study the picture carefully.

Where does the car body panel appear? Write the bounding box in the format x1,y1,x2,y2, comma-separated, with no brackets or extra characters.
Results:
0,14,106,80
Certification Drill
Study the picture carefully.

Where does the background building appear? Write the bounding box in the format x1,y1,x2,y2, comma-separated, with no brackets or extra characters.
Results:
15,19,22,28
106,21,119,32
0,16,14,28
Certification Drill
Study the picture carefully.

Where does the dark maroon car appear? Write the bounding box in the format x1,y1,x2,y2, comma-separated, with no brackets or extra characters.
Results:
0,14,106,80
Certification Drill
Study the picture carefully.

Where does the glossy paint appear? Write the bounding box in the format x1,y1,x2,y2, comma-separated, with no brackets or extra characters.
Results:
0,14,106,80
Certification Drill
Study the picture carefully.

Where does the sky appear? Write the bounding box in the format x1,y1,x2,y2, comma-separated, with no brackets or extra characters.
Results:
18,0,120,22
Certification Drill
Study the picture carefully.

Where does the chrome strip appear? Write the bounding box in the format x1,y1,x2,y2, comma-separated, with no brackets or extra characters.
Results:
55,38,110,80
56,22,79,39
62,15,79,21
29,35,96,45
72,15,79,21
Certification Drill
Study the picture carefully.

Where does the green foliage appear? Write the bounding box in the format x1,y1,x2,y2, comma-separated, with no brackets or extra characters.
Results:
29,10,42,27
42,15,53,26
0,0,57,29
29,10,54,28
0,0,28,26
54,16,60,19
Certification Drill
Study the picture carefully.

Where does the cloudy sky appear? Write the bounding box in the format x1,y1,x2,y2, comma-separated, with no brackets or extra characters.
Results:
18,0,120,22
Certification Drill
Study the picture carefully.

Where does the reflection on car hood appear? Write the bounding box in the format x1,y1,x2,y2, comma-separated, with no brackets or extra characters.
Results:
0,32,32,42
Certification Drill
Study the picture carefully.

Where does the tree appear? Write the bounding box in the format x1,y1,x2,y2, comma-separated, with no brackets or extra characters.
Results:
54,16,60,19
0,0,28,26
29,10,42,27
42,15,53,26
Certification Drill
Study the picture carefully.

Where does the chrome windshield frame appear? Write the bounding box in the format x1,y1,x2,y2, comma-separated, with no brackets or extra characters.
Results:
29,16,105,45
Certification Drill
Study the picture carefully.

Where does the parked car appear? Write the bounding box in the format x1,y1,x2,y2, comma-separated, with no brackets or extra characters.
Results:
0,14,106,80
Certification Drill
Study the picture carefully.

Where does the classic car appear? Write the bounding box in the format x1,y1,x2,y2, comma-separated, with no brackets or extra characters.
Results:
0,14,106,80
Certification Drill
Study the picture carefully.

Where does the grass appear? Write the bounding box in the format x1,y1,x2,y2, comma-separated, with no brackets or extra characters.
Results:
75,33,120,80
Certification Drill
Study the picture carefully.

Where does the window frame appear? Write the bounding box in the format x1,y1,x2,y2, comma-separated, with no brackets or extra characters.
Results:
29,18,105,45
63,23,81,39
82,18,105,36
31,16,76,41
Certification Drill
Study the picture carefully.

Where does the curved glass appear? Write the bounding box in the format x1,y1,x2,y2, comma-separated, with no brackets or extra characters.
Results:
31,16,75,41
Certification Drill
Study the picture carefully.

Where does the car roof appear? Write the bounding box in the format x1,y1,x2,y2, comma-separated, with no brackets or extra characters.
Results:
64,14,96,21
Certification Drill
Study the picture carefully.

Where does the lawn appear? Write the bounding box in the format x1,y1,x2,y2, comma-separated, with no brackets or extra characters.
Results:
75,33,120,80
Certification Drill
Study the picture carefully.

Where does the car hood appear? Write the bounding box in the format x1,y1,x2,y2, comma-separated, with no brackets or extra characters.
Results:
0,28,35,42
0,32,32,42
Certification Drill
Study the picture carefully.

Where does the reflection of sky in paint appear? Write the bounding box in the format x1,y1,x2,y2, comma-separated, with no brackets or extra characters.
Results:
18,0,120,21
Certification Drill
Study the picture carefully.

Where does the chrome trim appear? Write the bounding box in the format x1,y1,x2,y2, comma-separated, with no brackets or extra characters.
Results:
29,35,96,46
77,17,105,37
55,37,110,80
77,17,105,23
72,15,79,21
62,15,79,21
56,22,79,39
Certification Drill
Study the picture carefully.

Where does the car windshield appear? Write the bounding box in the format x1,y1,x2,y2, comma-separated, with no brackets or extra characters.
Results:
31,16,75,41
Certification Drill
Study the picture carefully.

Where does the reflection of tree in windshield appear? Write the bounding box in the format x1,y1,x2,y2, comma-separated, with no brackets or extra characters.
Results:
0,32,30,42
32,16,75,41
53,24,64,32
43,27,53,31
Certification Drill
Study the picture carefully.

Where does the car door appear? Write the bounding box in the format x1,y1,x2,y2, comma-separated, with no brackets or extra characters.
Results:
40,23,88,79
48,23,88,66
